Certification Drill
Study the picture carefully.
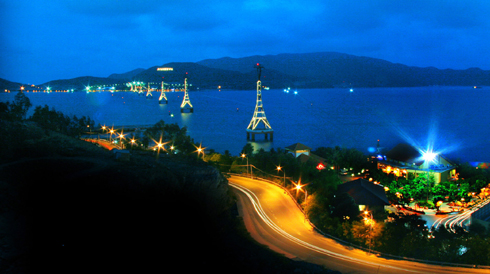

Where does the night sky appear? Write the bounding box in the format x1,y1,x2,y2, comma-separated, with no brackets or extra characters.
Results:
2,0,490,85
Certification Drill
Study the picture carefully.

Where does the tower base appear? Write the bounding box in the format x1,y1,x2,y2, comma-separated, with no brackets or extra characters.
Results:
159,100,168,104
181,108,193,113
246,130,273,141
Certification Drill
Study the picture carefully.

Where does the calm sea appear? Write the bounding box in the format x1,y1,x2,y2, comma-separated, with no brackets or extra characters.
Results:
1,86,489,163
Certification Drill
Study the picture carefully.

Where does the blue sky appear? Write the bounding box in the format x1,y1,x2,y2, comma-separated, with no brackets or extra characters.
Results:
2,0,490,84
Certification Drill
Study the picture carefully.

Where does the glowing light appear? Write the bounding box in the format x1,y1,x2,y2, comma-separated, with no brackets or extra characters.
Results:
422,150,437,163
157,67,173,71
194,143,206,159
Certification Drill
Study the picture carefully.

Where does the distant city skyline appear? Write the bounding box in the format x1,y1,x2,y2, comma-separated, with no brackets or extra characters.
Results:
2,0,490,84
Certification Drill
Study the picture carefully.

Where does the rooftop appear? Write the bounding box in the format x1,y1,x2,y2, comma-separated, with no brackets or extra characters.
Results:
285,143,312,151
337,179,389,206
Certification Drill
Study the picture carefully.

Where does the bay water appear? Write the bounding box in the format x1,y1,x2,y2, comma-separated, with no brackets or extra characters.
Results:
2,86,489,163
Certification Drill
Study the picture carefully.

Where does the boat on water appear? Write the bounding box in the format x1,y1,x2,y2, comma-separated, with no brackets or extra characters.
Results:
350,88,354,92
474,86,482,89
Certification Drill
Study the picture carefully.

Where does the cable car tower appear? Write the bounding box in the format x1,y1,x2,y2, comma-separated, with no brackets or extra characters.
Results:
146,83,152,98
159,80,168,104
246,63,273,141
180,73,193,113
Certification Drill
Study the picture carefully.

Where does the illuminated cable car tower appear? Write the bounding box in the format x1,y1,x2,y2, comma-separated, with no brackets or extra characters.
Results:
146,83,152,98
180,73,193,113
246,63,273,141
159,80,168,104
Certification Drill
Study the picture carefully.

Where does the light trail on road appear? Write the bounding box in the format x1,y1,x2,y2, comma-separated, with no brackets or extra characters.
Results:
230,182,422,273
431,198,490,233
229,175,490,274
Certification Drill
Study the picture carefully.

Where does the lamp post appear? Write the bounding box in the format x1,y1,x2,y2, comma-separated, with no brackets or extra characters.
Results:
195,144,205,160
109,128,115,142
363,210,374,253
277,165,286,187
241,153,249,177
153,141,166,161
117,129,126,149
118,133,125,149
130,137,136,151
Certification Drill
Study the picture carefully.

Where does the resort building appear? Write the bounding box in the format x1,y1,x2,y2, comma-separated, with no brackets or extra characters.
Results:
285,143,326,164
376,143,457,184
336,178,390,213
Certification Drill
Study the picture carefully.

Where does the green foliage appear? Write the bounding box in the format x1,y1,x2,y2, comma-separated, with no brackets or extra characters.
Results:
143,119,198,155
351,220,384,249
331,192,359,221
241,143,254,156
313,146,368,172
29,105,94,137
0,91,32,121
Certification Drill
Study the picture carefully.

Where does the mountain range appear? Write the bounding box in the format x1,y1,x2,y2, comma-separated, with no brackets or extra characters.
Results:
2,52,490,91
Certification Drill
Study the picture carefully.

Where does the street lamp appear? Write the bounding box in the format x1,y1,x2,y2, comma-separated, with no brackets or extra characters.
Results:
293,180,308,204
241,153,249,177
109,127,116,142
130,137,137,150
153,138,169,161
195,143,205,160
118,131,126,148
277,165,286,187
363,210,374,253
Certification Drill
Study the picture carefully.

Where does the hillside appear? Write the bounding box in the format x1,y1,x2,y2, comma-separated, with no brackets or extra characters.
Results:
197,52,490,88
108,68,146,80
0,78,24,91
3,52,490,90
131,62,305,90
0,120,338,274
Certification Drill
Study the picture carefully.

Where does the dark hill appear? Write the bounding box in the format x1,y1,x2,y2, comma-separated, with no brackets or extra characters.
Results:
3,52,490,90
1,78,24,91
41,76,128,91
197,52,490,88
108,68,146,80
131,62,304,90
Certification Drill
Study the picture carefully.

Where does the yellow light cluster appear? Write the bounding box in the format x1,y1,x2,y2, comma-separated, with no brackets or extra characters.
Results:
157,67,173,71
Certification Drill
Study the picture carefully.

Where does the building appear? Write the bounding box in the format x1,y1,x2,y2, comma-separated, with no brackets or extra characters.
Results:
285,143,326,164
336,178,390,213
376,143,456,184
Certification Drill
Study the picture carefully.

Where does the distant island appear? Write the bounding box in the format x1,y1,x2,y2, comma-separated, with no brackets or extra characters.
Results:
3,52,490,91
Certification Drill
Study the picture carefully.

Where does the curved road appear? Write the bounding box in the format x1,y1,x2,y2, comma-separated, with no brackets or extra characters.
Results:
229,175,488,274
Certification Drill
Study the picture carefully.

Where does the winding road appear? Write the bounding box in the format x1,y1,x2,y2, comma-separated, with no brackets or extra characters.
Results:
229,175,488,274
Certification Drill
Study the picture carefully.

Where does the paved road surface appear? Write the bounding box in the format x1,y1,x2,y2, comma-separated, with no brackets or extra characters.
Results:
229,175,488,274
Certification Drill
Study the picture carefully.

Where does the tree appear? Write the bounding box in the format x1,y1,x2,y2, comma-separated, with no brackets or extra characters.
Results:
351,219,384,249
0,92,32,121
13,91,32,120
241,143,254,156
